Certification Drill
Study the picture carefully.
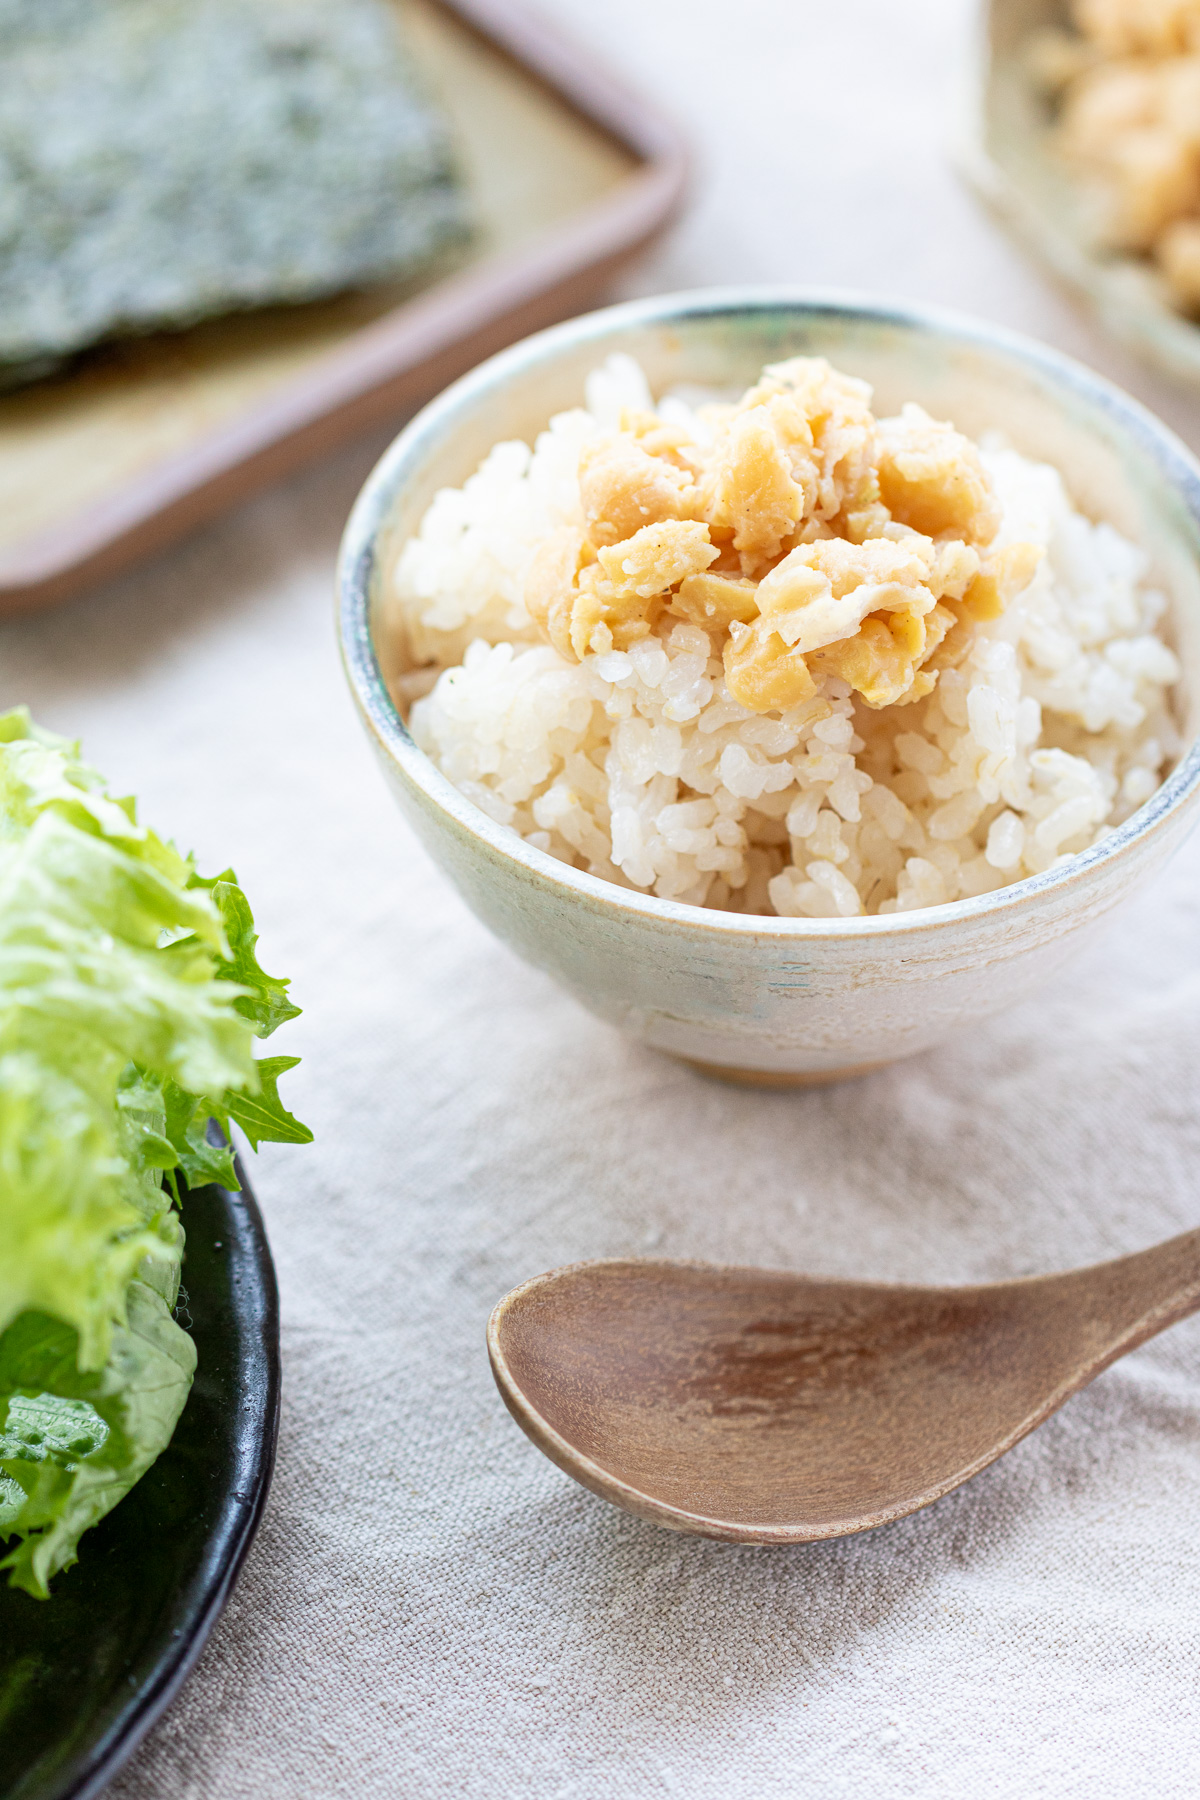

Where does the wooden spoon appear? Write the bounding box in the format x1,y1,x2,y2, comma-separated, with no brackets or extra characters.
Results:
487,1241,1200,1543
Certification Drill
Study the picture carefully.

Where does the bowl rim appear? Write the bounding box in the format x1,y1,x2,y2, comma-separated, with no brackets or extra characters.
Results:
338,283,1200,942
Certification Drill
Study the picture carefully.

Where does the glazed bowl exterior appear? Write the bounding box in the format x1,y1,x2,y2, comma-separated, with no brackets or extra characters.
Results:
338,289,1200,1081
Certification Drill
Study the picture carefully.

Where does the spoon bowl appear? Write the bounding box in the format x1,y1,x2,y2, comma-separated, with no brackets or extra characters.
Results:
487,1240,1200,1542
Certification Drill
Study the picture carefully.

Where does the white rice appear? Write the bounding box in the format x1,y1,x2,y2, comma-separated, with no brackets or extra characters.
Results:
386,355,1182,917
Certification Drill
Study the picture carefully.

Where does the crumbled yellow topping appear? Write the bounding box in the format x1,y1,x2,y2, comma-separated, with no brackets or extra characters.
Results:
522,358,1038,714
1038,0,1200,311
1076,0,1200,56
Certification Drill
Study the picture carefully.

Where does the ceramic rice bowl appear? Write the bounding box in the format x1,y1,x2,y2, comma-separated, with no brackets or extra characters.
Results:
338,289,1200,1083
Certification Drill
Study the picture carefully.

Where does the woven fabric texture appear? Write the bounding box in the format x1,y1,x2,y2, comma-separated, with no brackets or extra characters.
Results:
4,2,1200,1794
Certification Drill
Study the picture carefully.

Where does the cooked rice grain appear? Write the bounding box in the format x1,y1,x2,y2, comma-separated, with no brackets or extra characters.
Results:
389,355,1181,917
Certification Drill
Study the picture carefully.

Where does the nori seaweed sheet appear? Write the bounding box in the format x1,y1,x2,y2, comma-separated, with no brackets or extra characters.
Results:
0,0,469,385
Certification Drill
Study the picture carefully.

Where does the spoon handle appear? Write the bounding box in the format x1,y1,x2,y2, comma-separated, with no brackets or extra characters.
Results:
1054,1225,1200,1365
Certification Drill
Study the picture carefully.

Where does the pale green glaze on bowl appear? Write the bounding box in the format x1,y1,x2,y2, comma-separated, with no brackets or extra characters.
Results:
338,289,1200,1081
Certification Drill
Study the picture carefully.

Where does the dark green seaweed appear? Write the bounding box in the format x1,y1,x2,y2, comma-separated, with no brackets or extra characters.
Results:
0,0,469,385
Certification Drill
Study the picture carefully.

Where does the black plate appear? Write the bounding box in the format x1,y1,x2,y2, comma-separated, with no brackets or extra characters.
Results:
0,1161,280,1800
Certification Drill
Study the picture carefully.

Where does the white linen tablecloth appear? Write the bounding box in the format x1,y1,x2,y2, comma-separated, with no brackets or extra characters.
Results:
7,3,1200,1794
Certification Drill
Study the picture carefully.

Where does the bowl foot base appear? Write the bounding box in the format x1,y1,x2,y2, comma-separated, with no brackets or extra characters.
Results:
672,1055,890,1089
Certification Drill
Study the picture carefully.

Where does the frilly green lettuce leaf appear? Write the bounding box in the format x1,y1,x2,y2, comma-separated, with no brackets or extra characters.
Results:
223,1056,310,1149
0,708,308,1594
191,871,302,1039
0,1281,196,1599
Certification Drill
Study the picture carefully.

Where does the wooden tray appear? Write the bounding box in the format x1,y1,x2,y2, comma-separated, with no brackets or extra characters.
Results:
0,0,685,614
